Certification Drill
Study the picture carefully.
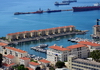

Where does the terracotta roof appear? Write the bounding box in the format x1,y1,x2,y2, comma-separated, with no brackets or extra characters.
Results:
66,44,87,50
7,25,75,36
49,45,69,51
94,25,100,27
29,62,40,66
5,54,15,59
3,63,15,67
0,42,7,46
20,57,30,60
39,59,50,63
26,67,33,70
78,41,100,47
5,47,27,53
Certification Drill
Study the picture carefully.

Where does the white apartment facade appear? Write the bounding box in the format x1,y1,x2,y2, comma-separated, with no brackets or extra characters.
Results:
47,44,69,64
66,44,89,58
47,44,89,64
20,57,30,67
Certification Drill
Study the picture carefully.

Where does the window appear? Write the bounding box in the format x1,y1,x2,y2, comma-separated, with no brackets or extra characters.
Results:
10,51,12,54
15,52,18,57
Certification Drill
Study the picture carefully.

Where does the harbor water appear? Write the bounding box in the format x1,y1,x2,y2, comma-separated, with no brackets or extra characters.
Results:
0,0,100,58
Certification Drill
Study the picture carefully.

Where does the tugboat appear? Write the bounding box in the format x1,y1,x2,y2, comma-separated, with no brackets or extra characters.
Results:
46,8,61,13
72,3,100,12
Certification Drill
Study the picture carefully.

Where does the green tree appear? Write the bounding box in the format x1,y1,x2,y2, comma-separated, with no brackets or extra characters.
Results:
15,65,29,70
55,61,65,68
0,54,3,67
90,50,100,62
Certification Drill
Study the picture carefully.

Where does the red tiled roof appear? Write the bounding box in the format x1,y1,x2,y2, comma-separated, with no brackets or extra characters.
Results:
0,42,7,46
5,47,27,53
39,59,50,63
5,54,15,59
78,41,100,47
26,67,33,70
49,45,69,51
29,62,40,66
20,57,30,60
66,44,87,50
94,25,100,27
7,25,75,36
3,63,15,67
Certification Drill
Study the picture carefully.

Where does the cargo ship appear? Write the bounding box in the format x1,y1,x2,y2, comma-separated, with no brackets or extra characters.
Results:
14,9,43,15
62,0,77,3
46,9,62,13
72,3,100,12
54,1,69,5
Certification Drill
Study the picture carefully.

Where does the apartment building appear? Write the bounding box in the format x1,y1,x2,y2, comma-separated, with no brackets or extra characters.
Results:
47,44,69,64
47,44,89,64
66,44,89,58
78,41,100,52
68,55,100,70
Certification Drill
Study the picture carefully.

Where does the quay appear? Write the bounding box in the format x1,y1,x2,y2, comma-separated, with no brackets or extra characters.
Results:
31,47,47,53
68,37,91,43
6,25,88,44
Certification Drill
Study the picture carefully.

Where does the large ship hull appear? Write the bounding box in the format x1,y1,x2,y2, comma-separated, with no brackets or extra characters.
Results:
72,6,100,12
46,10,61,13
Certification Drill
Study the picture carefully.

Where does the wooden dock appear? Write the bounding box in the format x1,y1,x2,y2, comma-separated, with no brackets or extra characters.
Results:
9,31,88,44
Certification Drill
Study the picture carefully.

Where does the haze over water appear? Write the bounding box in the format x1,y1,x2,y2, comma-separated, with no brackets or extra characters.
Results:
0,0,100,58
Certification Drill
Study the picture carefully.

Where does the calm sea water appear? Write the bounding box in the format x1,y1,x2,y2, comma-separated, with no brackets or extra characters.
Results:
0,0,100,58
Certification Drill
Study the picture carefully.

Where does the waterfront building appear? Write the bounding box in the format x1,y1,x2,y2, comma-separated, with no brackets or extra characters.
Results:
20,57,30,67
78,41,100,52
91,19,100,38
66,44,89,58
47,44,69,64
6,25,75,42
47,44,89,64
68,55,100,70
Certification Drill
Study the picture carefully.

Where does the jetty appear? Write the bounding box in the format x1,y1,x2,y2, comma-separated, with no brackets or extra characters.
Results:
31,47,47,53
68,37,91,42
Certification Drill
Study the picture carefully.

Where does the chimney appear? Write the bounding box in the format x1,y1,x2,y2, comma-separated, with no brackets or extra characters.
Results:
60,45,63,48
54,44,56,46
97,19,99,25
